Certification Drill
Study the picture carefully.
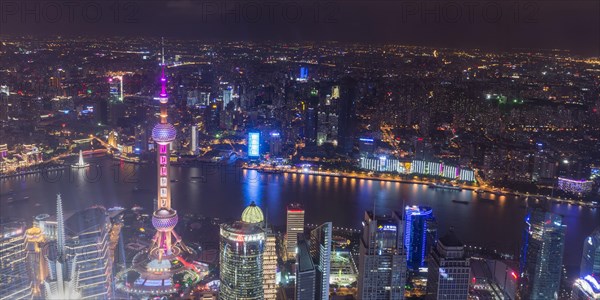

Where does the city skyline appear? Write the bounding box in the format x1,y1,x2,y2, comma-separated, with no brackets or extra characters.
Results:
1,23,599,299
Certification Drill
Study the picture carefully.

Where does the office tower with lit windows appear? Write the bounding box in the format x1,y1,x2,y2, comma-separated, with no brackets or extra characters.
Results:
108,76,125,127
404,206,434,271
219,220,265,300
239,202,277,300
44,195,116,299
25,226,48,298
426,230,470,300
309,222,332,300
295,222,333,300
269,132,282,156
296,236,316,299
263,231,278,300
0,221,33,300
115,43,201,297
581,227,600,277
191,125,198,154
519,208,566,300
286,203,305,260
357,211,407,300
337,77,357,154
223,87,232,108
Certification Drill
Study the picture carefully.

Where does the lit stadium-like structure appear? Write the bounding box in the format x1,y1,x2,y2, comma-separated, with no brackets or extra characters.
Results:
116,41,204,297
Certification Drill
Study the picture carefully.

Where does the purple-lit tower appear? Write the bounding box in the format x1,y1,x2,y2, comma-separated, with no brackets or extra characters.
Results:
116,42,204,297
150,57,182,262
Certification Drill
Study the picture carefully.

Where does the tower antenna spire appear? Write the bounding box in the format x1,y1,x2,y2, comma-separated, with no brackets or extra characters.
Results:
161,37,165,66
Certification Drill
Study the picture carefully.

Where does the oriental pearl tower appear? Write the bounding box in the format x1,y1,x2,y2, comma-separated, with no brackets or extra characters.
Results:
116,40,202,297
150,42,184,262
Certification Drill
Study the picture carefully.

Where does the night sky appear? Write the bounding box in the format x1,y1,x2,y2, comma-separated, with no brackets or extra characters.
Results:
1,0,599,55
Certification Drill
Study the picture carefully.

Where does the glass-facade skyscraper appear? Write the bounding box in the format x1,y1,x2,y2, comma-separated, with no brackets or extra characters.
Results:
286,203,305,260
0,221,33,300
219,221,265,300
425,230,470,300
581,227,600,277
357,211,407,299
519,208,566,299
295,221,332,300
309,222,332,300
404,206,434,271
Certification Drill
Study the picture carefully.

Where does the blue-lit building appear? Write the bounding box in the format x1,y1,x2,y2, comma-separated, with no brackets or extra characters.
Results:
572,274,600,299
519,207,566,299
248,131,260,159
298,67,308,81
581,227,600,277
404,206,435,271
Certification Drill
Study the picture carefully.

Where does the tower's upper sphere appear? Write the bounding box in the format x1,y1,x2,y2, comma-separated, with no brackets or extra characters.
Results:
152,123,177,144
241,201,264,224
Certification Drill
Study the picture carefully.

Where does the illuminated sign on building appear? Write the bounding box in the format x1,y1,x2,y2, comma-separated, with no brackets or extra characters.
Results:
248,132,260,158
220,228,265,243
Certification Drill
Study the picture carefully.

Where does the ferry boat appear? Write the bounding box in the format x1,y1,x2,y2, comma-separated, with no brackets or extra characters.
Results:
452,199,469,205
428,183,462,191
258,168,283,174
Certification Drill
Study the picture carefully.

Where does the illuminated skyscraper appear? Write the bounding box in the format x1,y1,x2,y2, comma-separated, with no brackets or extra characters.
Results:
519,208,566,299
219,220,265,300
44,194,116,299
581,227,600,277
191,125,198,154
404,206,434,271
222,87,232,108
426,230,470,300
296,236,316,299
25,226,48,298
294,222,333,300
571,274,600,299
239,202,277,300
309,222,332,300
248,131,261,159
0,221,33,300
357,211,407,299
286,203,305,260
263,232,278,300
269,132,282,156
108,76,124,126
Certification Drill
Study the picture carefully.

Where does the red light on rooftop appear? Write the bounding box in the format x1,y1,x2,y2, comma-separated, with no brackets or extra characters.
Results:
417,138,423,141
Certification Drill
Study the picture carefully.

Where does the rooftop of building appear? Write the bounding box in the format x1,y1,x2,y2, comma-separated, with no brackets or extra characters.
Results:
65,206,108,237
297,238,315,273
439,230,463,248
241,201,264,224
221,220,264,235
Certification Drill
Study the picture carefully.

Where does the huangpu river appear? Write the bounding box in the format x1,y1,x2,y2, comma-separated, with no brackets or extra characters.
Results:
1,156,598,277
